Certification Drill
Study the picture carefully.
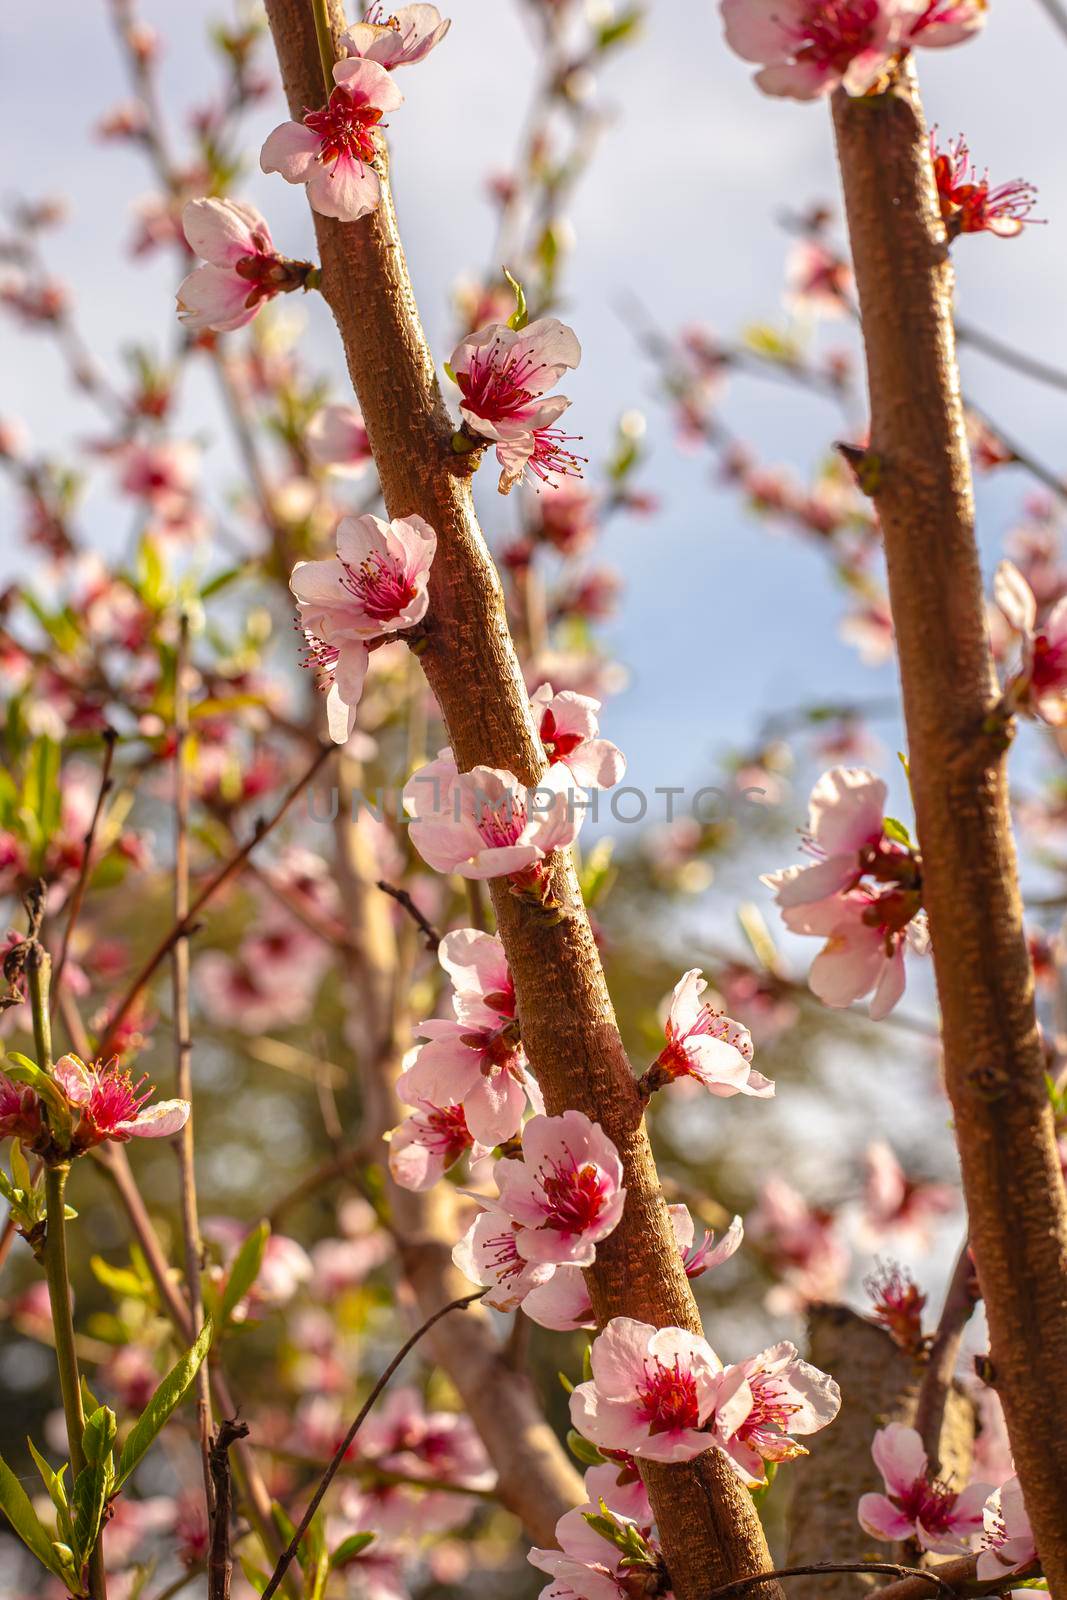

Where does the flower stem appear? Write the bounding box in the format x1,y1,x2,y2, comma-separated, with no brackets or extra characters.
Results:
26,942,54,1076
309,0,336,95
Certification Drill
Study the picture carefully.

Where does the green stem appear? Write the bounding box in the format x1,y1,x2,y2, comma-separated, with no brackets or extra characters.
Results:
26,945,54,1075
309,0,336,95
44,1165,108,1599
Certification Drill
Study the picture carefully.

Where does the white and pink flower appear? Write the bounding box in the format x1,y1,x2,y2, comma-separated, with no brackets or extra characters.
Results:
995,559,1067,725
977,1478,1036,1582
340,5,451,69
388,1099,489,1191
858,1139,954,1250
451,317,583,493
569,1317,752,1465
260,57,403,222
528,1466,662,1600
858,1424,991,1554
531,684,625,789
646,969,774,1099
404,751,586,882
717,1342,841,1486
291,511,436,742
493,1110,625,1267
177,198,315,334
452,1201,555,1310
437,927,516,1029
396,1016,536,1148
53,1053,189,1151
721,0,987,102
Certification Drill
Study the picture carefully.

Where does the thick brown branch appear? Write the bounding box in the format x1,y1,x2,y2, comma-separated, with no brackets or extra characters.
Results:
832,61,1067,1593
260,6,778,1590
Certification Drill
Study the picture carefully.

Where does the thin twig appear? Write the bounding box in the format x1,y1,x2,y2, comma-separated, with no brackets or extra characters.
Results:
259,1291,487,1600
700,1562,960,1600
51,729,117,1009
376,881,442,951
208,1418,250,1600
1031,0,1067,48
956,316,1067,394
97,742,334,1056
171,615,215,1517
914,1238,979,1474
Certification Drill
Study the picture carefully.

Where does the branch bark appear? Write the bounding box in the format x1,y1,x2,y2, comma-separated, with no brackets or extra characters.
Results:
785,1306,974,1600
260,4,778,1592
831,61,1067,1594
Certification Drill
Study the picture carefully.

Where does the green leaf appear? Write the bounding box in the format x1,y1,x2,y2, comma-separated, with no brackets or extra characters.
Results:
71,1454,111,1569
303,1512,329,1600
27,1441,71,1542
82,1407,117,1468
557,1370,575,1395
596,8,643,49
330,1532,375,1569
882,816,912,848
90,1255,151,1302
219,1221,270,1327
0,1452,75,1584
115,1319,213,1489
10,1140,31,1195
565,1429,604,1467
503,266,528,331
2,1054,70,1128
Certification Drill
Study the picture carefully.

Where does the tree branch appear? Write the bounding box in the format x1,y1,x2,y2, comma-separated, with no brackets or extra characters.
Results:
260,5,780,1590
914,1241,979,1474
831,60,1067,1593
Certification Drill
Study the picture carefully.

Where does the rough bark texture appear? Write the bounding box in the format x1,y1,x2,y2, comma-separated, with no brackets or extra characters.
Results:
332,771,584,1544
785,1308,974,1600
832,62,1067,1596
261,4,779,1592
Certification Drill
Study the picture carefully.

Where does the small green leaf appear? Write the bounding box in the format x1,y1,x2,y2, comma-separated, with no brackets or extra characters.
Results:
503,266,528,331
442,360,456,384
71,1455,111,1569
557,1370,575,1395
82,1407,117,1468
595,8,643,49
565,1429,604,1467
219,1221,270,1327
27,1440,71,1540
91,1255,153,1302
882,816,912,847
330,1532,375,1569
115,1319,212,1489
303,1512,329,1600
0,1452,75,1583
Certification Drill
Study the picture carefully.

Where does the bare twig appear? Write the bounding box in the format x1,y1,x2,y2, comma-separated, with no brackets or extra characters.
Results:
956,316,1067,394
259,1291,487,1600
208,1418,250,1600
97,742,334,1056
914,1239,980,1473
51,729,117,1008
701,1563,982,1600
376,880,442,951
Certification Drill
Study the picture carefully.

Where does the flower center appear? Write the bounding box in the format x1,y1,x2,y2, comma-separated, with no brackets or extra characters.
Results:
539,708,584,763
794,0,881,71
636,1359,701,1435
88,1064,153,1130
304,87,383,167
896,1477,961,1534
456,341,539,422
482,1228,527,1282
420,1102,472,1160
340,551,418,622
740,1375,802,1440
538,1158,609,1233
528,428,586,485
474,793,527,850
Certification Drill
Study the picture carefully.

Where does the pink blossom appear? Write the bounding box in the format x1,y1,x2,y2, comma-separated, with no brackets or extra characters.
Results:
977,1478,1036,1581
493,1110,625,1266
0,1073,44,1144
340,5,451,69
118,439,199,507
716,1342,841,1486
648,969,774,1098
451,318,583,492
397,1014,536,1146
177,198,314,334
858,1139,955,1250
52,1053,189,1150
932,136,1039,240
865,1263,927,1354
531,684,626,789
260,58,404,222
858,1424,992,1553
764,767,891,908
569,1317,752,1465
438,927,516,1027
306,404,372,475
452,1200,556,1309
791,886,928,1019
528,1469,662,1600
404,751,586,881
205,1218,313,1312
358,1386,493,1492
721,0,986,102
292,512,436,742
389,1099,489,1190
522,1205,741,1332
995,559,1067,725
785,240,852,318
195,945,322,1033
